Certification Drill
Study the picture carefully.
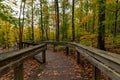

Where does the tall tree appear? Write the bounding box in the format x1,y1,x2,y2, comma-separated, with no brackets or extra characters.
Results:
72,0,75,41
22,0,26,33
19,0,26,49
60,0,69,41
39,0,44,40
114,0,118,37
31,0,34,40
55,0,59,41
26,7,32,40
84,0,89,32
42,0,49,40
19,0,23,49
94,0,106,80
62,0,66,40
97,0,106,50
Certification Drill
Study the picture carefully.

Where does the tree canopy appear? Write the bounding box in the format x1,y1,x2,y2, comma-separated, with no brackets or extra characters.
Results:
0,0,120,49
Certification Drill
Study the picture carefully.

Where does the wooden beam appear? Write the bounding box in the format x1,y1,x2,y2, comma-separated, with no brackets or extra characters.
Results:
14,63,24,80
93,66,101,80
66,47,69,55
76,51,80,64
42,50,46,63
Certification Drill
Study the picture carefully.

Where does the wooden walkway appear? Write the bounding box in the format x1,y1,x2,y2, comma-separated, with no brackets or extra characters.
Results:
1,41,119,80
30,50,82,80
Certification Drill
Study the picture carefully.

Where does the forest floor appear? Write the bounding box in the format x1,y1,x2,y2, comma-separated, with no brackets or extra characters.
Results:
107,46,120,55
0,45,119,80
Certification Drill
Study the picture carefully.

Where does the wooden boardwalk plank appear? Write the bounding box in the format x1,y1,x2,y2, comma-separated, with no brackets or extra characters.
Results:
30,50,82,80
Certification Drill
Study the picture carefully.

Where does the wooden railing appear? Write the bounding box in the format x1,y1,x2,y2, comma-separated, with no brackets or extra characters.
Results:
0,43,46,80
39,41,120,80
22,41,38,48
0,41,120,80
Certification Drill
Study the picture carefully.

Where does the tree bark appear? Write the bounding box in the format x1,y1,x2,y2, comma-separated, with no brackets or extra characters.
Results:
97,0,106,50
61,0,69,40
114,0,118,37
92,11,95,33
19,0,23,49
95,1,106,80
40,0,44,41
72,0,75,41
55,0,59,41
21,0,26,37
31,0,34,40
62,0,65,40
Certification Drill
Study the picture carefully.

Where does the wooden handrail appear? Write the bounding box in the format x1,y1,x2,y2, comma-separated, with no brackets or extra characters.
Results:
0,43,47,80
38,41,120,80
1,41,120,80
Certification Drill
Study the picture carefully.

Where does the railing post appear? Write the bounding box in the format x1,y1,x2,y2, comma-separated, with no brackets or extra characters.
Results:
42,50,46,63
108,78,112,80
76,52,80,63
92,66,100,80
53,44,56,52
27,44,29,47
14,63,24,80
66,47,69,55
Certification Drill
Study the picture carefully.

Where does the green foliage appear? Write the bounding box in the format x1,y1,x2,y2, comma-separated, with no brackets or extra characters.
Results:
57,45,65,51
0,0,120,49
22,0,26,2
114,34,120,46
80,39,92,46
0,1,18,26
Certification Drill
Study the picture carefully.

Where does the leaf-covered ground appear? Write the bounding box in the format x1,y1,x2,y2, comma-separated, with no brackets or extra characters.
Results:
107,46,120,55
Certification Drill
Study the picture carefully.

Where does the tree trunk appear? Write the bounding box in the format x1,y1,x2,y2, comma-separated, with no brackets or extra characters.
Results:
62,0,65,40
92,11,95,33
97,0,106,50
40,0,44,41
72,0,75,41
6,22,9,49
21,0,26,36
62,0,68,40
114,0,118,37
31,0,34,40
85,0,89,32
45,23,49,40
19,0,23,49
95,1,106,79
55,0,59,41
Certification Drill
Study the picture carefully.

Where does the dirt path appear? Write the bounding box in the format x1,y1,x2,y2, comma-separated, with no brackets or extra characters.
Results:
30,50,82,80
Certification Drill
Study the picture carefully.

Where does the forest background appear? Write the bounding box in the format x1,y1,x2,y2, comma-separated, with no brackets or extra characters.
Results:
0,0,120,53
